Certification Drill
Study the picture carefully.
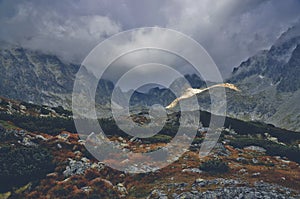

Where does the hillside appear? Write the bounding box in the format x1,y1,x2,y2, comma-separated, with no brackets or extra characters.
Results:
0,97,300,198
225,25,300,131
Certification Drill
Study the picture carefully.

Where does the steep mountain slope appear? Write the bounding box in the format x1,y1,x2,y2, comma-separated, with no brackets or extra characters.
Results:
0,47,116,110
0,47,77,108
0,48,199,116
111,26,300,132
225,26,300,131
1,25,300,131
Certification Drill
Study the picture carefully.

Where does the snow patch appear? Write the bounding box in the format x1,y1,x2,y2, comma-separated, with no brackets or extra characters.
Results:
259,75,264,79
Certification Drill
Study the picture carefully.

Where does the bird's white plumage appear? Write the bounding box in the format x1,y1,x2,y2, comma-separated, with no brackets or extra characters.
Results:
166,83,240,109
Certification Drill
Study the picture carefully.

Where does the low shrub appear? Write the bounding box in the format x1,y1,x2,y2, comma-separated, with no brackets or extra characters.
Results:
199,159,229,174
143,134,172,144
0,112,76,135
230,138,300,163
0,145,55,192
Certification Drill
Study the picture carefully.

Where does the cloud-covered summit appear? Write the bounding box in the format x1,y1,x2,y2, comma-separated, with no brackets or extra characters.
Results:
0,0,300,77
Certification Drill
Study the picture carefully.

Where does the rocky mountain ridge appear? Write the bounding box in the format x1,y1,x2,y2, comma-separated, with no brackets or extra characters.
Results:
1,25,300,131
225,25,300,131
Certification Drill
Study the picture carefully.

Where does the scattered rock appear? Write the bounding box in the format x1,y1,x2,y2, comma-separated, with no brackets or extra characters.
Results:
63,158,104,177
212,143,231,156
166,182,188,190
46,172,58,178
238,169,247,174
35,134,48,141
19,137,37,146
74,150,82,157
125,165,160,173
81,157,89,163
281,159,291,164
147,189,168,199
57,132,70,140
120,143,129,147
252,172,261,177
89,178,113,188
193,178,242,188
119,173,125,178
182,168,203,174
116,183,128,198
252,158,259,164
81,186,92,193
244,146,266,153
195,178,205,183
176,180,300,199
236,157,247,163
57,143,62,149
91,162,105,170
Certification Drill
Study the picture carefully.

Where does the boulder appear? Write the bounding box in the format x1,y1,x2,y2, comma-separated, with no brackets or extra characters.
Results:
182,168,203,174
147,189,168,199
243,146,266,153
116,183,128,198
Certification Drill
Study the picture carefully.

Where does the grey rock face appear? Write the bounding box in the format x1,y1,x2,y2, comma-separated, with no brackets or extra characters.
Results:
243,146,266,153
0,48,77,108
2,25,300,131
0,47,115,110
155,179,300,199
225,27,300,131
63,157,104,177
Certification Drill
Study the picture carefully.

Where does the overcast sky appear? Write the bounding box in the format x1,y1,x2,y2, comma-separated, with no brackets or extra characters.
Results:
1,0,300,78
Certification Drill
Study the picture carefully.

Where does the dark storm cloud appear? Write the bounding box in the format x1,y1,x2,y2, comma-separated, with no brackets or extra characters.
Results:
0,0,300,77
165,0,300,76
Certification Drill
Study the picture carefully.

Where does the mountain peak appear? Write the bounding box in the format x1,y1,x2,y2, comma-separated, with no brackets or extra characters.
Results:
274,24,300,47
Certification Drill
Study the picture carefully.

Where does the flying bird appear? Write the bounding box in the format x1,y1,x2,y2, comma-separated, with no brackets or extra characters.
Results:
166,83,240,109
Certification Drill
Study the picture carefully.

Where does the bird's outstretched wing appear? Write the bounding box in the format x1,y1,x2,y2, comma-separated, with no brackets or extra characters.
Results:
210,83,240,92
165,98,179,109
165,83,240,109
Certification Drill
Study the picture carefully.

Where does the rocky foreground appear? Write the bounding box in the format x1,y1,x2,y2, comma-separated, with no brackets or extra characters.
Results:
150,180,299,199
0,122,299,199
